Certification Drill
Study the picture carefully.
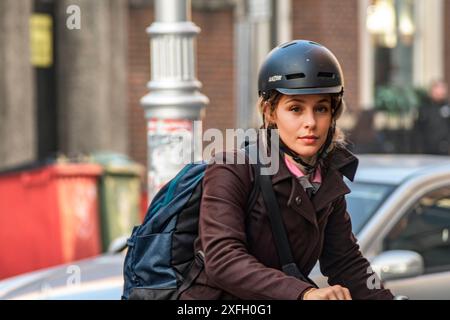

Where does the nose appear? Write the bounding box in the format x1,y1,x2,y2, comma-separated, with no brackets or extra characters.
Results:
303,109,316,129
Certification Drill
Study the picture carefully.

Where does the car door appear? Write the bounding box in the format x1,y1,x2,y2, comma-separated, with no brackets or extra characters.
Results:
380,186,450,299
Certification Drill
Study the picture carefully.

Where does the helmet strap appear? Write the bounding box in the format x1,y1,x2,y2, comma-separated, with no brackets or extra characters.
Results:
270,121,336,175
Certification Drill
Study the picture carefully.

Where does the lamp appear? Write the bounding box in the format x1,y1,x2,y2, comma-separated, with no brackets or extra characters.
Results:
366,0,397,48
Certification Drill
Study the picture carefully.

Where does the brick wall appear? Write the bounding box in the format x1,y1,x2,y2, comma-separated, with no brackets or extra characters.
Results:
292,0,359,113
194,8,235,134
128,0,450,163
128,5,152,168
127,4,235,168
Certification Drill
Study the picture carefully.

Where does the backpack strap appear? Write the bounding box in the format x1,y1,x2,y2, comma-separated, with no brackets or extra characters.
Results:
245,166,260,214
242,144,262,246
250,147,318,287
243,143,260,213
177,251,205,297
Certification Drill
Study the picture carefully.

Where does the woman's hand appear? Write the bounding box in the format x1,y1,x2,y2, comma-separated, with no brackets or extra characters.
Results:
302,285,352,300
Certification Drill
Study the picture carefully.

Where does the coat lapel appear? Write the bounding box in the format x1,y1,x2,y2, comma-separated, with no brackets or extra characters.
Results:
271,155,318,226
312,147,359,213
287,179,318,226
312,169,350,214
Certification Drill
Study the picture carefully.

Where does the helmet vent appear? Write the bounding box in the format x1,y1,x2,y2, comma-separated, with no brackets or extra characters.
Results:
286,73,306,80
280,41,297,49
317,72,335,78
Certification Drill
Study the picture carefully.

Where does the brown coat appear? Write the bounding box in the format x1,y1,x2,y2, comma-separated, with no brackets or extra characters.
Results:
180,147,394,300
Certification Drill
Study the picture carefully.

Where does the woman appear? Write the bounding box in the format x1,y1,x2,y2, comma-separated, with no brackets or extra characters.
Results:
180,40,394,300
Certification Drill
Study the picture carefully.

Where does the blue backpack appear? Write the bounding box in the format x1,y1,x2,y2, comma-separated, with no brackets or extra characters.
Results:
122,149,260,300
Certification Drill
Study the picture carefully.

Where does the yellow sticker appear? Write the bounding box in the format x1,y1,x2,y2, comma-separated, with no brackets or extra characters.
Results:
30,14,53,68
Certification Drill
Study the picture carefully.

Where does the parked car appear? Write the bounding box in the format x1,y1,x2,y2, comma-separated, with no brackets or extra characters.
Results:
1,154,450,300
0,238,126,300
309,154,450,300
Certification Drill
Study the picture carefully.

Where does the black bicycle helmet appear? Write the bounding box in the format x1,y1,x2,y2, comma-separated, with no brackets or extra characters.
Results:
258,40,345,174
258,40,344,100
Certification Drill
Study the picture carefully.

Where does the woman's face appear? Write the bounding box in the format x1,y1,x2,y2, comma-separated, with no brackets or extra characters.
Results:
268,94,333,161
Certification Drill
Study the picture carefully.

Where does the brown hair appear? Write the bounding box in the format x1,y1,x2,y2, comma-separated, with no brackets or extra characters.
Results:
258,91,347,153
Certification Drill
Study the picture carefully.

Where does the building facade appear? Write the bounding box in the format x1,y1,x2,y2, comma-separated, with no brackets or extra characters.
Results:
1,0,449,171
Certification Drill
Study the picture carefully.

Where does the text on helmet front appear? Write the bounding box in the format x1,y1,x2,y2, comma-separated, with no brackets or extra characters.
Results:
268,75,282,82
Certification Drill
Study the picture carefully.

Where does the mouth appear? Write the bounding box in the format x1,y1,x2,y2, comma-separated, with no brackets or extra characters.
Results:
298,135,319,145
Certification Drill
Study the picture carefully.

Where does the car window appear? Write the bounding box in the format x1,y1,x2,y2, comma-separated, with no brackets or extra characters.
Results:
383,187,450,274
345,180,395,234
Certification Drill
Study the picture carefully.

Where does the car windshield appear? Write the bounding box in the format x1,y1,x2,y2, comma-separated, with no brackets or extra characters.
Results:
344,180,395,234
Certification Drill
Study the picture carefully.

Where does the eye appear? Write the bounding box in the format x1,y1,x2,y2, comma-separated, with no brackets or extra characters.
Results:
289,105,301,113
316,105,330,113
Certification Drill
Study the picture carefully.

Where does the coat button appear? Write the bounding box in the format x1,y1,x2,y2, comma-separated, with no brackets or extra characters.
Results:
295,196,302,205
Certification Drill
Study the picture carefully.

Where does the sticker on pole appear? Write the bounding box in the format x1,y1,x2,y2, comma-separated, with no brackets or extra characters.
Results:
147,119,197,201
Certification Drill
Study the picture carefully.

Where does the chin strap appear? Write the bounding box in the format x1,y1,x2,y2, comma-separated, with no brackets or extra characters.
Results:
279,141,315,173
279,124,335,175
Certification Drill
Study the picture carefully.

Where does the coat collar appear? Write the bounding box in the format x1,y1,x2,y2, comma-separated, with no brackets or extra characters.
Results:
271,146,358,184
271,152,293,185
270,146,359,213
312,146,359,212
326,146,359,182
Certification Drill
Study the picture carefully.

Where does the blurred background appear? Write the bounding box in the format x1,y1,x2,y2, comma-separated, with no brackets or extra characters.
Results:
0,0,449,284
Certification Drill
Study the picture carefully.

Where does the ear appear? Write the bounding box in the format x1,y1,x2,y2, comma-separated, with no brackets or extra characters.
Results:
263,101,277,124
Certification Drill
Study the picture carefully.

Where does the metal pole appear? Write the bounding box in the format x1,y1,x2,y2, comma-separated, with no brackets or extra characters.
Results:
141,0,209,201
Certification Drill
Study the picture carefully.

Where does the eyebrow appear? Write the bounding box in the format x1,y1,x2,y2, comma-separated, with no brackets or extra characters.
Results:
284,98,331,105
